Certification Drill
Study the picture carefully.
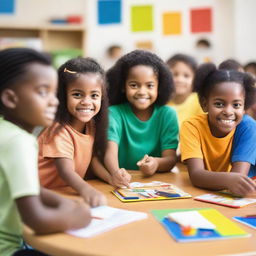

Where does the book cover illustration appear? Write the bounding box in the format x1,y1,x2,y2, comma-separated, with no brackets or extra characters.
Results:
112,181,191,202
151,208,250,242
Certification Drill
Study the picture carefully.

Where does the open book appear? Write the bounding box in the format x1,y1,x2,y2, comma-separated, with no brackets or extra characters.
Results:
112,181,191,202
67,205,147,238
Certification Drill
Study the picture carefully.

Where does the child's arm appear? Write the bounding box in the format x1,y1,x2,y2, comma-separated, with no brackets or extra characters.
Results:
54,158,107,207
104,141,131,187
186,158,256,196
90,156,113,185
137,149,177,176
16,188,91,235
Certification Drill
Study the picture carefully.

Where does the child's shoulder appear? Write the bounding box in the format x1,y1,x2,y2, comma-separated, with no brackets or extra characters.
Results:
237,114,256,131
181,113,208,129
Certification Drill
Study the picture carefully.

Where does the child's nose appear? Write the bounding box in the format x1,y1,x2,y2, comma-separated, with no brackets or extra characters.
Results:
80,97,91,105
223,105,233,116
51,94,59,106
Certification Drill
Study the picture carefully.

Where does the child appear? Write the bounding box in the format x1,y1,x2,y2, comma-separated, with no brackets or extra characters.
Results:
38,57,111,207
166,54,203,126
104,50,179,184
219,59,256,179
180,63,256,196
0,48,91,256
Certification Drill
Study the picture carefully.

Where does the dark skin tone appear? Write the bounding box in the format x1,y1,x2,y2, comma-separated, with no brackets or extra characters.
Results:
186,82,256,197
2,63,91,234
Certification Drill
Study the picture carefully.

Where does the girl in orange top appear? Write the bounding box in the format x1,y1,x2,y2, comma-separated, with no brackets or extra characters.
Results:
180,63,256,196
38,57,112,207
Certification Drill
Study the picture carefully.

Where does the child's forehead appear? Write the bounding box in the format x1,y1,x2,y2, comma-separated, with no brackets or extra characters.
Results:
209,81,244,97
68,73,103,89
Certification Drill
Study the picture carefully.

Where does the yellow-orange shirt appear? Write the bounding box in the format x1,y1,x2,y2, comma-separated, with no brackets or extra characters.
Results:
168,93,203,126
38,122,94,189
180,114,235,172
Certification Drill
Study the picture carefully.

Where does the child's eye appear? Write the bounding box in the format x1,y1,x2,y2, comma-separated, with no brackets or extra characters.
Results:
38,88,48,97
91,93,100,99
233,103,242,108
214,102,224,108
147,84,154,89
72,92,82,98
129,83,138,89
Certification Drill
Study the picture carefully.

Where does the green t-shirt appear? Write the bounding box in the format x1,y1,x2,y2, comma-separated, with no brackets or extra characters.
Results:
108,103,179,170
0,119,40,256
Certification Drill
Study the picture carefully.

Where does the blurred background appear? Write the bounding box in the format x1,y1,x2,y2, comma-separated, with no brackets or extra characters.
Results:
0,0,255,68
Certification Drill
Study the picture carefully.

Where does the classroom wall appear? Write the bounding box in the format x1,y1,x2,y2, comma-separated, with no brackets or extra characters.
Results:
0,0,255,65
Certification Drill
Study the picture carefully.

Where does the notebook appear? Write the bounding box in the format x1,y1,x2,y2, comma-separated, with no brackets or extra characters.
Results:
112,181,191,202
194,193,256,208
67,205,147,238
151,208,250,242
233,216,256,230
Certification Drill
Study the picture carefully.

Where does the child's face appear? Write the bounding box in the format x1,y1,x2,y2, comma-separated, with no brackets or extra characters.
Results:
5,63,58,132
170,61,194,97
203,82,245,137
125,65,158,115
67,73,102,132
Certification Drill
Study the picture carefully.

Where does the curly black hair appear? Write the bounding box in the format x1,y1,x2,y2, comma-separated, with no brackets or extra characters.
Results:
56,57,108,160
0,47,52,114
106,49,174,105
194,63,256,110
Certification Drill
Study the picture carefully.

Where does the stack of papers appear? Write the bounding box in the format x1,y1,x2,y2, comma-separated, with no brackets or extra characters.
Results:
67,205,147,238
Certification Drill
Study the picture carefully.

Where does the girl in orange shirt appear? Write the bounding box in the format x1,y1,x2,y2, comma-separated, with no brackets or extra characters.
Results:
38,57,112,207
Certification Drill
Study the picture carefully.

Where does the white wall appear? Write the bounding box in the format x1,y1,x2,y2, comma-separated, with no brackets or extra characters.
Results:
0,0,255,65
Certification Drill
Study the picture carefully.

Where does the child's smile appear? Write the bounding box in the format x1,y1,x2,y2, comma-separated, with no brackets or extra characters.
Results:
203,81,245,137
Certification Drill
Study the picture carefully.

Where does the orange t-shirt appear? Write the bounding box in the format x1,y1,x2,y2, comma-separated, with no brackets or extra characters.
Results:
180,114,235,172
38,122,94,189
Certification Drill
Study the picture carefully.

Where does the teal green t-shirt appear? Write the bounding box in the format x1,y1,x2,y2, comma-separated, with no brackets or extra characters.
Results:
0,119,40,256
108,103,179,170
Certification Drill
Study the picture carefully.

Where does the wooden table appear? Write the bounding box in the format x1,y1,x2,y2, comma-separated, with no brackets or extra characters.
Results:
23,164,256,256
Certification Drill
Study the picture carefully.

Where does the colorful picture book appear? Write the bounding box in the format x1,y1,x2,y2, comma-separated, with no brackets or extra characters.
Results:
67,206,147,238
112,181,191,202
194,193,256,208
151,208,250,242
233,216,256,230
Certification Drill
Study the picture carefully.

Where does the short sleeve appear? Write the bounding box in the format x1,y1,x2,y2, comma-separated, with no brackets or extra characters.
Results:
107,107,122,144
1,135,40,199
40,128,74,159
160,107,179,150
180,120,203,161
232,119,256,165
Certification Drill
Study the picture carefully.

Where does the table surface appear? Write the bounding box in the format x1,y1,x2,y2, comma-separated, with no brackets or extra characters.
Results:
23,164,256,256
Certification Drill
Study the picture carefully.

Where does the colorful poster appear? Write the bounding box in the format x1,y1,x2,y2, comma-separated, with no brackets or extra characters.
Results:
190,8,212,33
97,0,121,25
0,0,15,14
131,5,153,32
163,12,182,35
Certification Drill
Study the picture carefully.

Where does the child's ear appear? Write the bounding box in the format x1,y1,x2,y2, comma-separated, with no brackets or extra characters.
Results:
0,89,18,109
200,97,208,113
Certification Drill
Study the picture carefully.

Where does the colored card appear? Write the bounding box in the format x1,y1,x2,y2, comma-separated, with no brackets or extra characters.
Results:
152,208,249,243
190,8,212,33
131,5,153,32
233,217,256,230
0,0,15,14
97,0,121,25
163,12,182,35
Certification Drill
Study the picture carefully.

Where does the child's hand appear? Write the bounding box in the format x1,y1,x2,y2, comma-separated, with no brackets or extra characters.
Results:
227,173,256,197
60,198,91,229
137,154,158,176
111,168,131,188
81,185,107,208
